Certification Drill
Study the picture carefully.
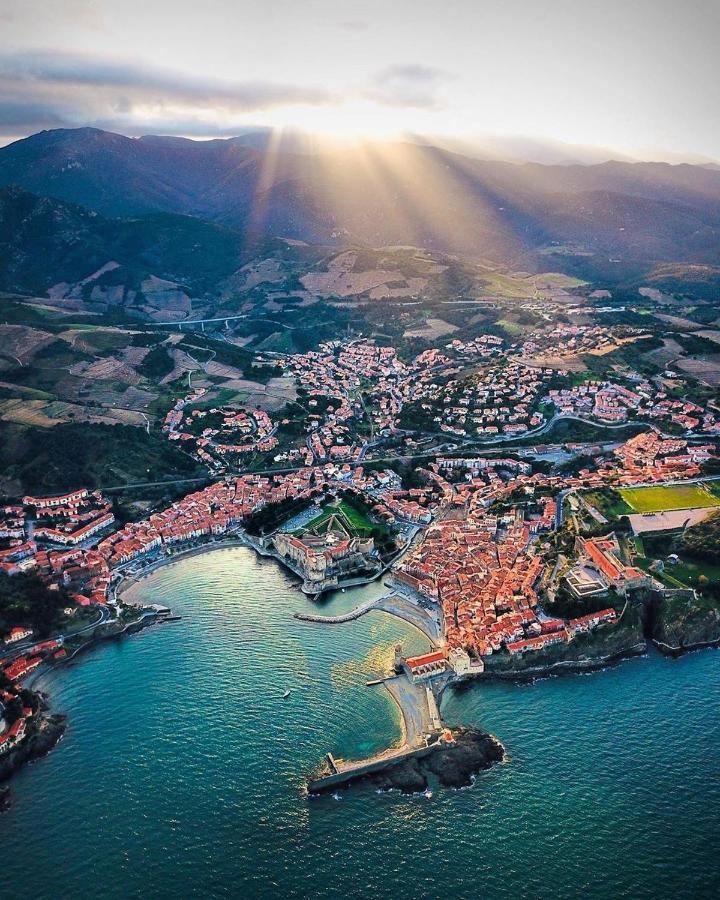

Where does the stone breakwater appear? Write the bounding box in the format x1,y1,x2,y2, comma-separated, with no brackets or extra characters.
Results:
309,729,505,795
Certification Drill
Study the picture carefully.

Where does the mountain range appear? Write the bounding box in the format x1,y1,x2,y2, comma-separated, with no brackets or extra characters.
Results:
1,127,720,301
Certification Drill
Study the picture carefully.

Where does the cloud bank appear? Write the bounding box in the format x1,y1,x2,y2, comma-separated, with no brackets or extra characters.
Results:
0,49,456,141
0,49,341,138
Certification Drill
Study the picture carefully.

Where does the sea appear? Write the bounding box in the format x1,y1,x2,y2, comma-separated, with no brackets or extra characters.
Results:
2,547,719,900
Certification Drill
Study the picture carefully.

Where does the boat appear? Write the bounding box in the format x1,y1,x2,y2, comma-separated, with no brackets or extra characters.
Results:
283,689,291,699
424,788,433,799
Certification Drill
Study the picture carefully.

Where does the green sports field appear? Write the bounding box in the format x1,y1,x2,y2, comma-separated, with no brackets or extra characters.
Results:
619,483,720,513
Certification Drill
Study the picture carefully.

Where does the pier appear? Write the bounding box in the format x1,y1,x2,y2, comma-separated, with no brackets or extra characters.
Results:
307,741,444,793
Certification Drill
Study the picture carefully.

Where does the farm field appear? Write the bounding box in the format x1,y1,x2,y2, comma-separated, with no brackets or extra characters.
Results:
619,483,720,513
404,317,459,340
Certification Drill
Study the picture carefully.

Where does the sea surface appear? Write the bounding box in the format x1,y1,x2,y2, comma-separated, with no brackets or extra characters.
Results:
2,547,720,899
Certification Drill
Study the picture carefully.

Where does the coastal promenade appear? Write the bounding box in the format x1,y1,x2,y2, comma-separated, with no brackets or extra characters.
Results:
114,536,252,601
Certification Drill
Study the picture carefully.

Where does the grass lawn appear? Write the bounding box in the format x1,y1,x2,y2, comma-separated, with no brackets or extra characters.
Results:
298,500,373,537
481,274,535,299
584,489,633,518
619,483,720,513
668,556,720,587
495,318,524,335
336,500,373,532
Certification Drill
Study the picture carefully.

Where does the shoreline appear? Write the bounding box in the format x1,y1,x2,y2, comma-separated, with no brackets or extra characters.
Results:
115,537,252,602
0,605,177,807
475,641,648,683
652,634,720,658
7,534,719,805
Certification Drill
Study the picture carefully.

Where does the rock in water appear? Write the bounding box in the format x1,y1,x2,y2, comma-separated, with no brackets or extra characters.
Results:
424,729,505,788
362,728,504,795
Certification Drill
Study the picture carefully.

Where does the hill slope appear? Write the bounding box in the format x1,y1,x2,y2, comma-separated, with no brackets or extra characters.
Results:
0,185,249,296
2,128,720,287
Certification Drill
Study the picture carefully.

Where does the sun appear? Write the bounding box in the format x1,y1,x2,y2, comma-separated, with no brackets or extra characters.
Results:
262,100,423,142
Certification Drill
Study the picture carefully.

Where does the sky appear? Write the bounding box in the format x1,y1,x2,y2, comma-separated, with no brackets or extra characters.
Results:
0,0,718,161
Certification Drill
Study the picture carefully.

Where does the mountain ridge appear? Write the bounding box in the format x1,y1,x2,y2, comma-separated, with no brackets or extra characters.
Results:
2,128,720,294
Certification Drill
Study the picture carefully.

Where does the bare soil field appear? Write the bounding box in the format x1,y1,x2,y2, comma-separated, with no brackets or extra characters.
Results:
0,397,147,428
523,354,587,372
368,277,427,300
676,356,720,386
203,361,246,381
301,250,427,299
69,357,141,385
696,330,720,345
655,314,702,330
403,318,459,339
0,399,65,427
644,338,684,369
0,325,55,364
219,376,297,411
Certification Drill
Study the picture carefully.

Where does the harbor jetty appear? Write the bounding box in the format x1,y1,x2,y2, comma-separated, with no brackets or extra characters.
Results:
308,736,449,793
294,597,381,625
308,723,505,795
294,591,443,644
308,652,458,794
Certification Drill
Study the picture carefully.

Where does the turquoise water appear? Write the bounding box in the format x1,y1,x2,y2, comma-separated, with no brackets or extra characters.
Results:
2,547,720,899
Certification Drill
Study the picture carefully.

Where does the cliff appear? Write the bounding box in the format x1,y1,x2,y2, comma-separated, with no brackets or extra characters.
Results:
652,590,720,656
481,613,646,680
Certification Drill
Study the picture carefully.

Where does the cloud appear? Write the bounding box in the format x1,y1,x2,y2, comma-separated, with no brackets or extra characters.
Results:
0,0,102,28
0,49,336,109
337,20,369,31
0,49,337,137
0,49,454,142
366,64,452,109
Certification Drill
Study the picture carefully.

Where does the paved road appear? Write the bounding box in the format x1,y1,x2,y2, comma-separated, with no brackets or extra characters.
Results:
0,605,111,663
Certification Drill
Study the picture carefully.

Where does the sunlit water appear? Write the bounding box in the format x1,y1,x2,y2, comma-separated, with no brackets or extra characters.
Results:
2,548,720,899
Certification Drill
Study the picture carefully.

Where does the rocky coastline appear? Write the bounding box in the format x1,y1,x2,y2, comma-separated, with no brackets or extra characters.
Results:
653,634,720,657
0,607,174,809
0,703,67,810
651,595,720,658
475,640,648,683
319,729,505,795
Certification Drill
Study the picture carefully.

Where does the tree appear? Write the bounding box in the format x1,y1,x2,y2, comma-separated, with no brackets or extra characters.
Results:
0,572,68,636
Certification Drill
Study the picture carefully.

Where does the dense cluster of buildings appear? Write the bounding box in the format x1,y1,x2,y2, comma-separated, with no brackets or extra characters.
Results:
546,379,720,433
0,490,114,581
0,636,66,755
287,340,407,450
164,392,278,471
520,323,645,360
392,433,713,661
611,431,714,481
283,338,513,461
405,361,553,438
